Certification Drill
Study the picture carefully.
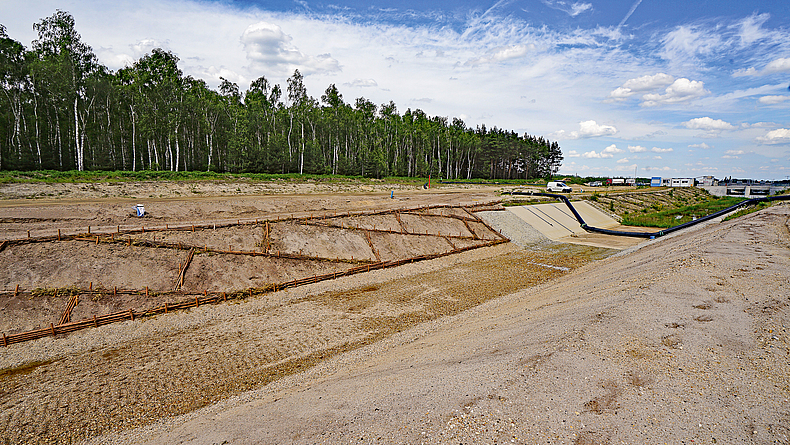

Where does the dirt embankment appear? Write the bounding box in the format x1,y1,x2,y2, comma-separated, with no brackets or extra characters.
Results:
107,203,790,445
1,181,787,444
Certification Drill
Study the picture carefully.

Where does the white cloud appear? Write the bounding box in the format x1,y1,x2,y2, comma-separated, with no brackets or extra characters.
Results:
660,26,721,63
464,44,535,66
576,120,617,138
641,78,709,107
735,13,771,46
616,158,630,164
628,145,647,153
688,143,712,149
602,144,623,154
733,57,790,77
241,22,340,76
653,156,662,160
344,79,378,88
540,1,593,17
651,147,673,153
758,95,789,105
582,151,603,158
606,73,674,102
682,117,735,132
764,58,790,74
725,150,745,155
756,128,790,144
567,150,580,157
551,120,617,140
732,67,758,77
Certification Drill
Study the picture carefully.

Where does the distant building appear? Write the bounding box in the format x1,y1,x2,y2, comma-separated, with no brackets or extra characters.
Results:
670,178,694,187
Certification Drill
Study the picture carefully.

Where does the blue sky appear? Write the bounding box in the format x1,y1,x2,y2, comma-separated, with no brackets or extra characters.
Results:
2,0,789,179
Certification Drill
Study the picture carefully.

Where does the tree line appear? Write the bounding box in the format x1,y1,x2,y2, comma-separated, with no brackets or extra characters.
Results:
0,11,563,179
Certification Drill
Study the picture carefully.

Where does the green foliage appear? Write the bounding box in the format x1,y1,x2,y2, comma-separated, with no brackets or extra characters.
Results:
0,11,564,180
622,197,746,227
0,169,435,185
722,202,770,222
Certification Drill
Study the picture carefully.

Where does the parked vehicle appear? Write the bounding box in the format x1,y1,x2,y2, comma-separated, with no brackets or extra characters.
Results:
547,181,572,193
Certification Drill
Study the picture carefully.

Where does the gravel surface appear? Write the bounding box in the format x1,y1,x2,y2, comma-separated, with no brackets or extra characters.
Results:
477,210,552,248
89,203,790,445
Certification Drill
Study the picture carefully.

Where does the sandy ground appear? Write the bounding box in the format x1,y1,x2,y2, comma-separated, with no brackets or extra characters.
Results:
1,181,788,444
99,203,789,445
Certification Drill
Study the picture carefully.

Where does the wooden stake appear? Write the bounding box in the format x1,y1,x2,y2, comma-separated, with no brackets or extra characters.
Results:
129,309,134,321
14,284,19,297
2,332,6,347
114,286,117,297
87,226,90,234
27,230,30,238
195,296,199,307
93,315,98,328
58,229,61,240
50,323,56,337
164,302,168,313
145,286,149,297
89,282,92,291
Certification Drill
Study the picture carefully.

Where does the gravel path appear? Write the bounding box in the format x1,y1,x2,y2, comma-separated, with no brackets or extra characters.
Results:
91,204,790,444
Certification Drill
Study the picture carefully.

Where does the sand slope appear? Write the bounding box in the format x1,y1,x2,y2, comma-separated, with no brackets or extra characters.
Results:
104,204,790,444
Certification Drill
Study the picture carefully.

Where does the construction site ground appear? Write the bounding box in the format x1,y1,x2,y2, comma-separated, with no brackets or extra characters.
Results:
0,181,788,444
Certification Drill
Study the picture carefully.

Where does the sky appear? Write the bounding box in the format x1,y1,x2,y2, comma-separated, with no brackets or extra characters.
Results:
2,0,790,180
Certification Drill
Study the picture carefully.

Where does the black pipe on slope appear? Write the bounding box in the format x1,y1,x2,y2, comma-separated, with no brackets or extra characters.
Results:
509,191,790,238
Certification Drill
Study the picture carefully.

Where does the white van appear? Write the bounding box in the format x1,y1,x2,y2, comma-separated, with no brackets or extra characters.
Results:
547,181,572,193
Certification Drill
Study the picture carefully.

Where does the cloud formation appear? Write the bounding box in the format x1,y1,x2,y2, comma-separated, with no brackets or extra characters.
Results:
641,78,709,107
553,120,617,140
464,44,535,66
758,95,789,105
734,57,790,77
241,22,340,76
540,0,593,17
689,143,712,149
756,128,790,144
344,79,378,88
682,117,735,132
606,73,675,102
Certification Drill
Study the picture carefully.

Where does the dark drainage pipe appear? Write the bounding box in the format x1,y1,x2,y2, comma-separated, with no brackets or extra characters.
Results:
509,191,790,238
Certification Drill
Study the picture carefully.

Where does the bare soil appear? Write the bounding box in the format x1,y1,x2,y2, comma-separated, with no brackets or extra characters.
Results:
0,181,787,445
